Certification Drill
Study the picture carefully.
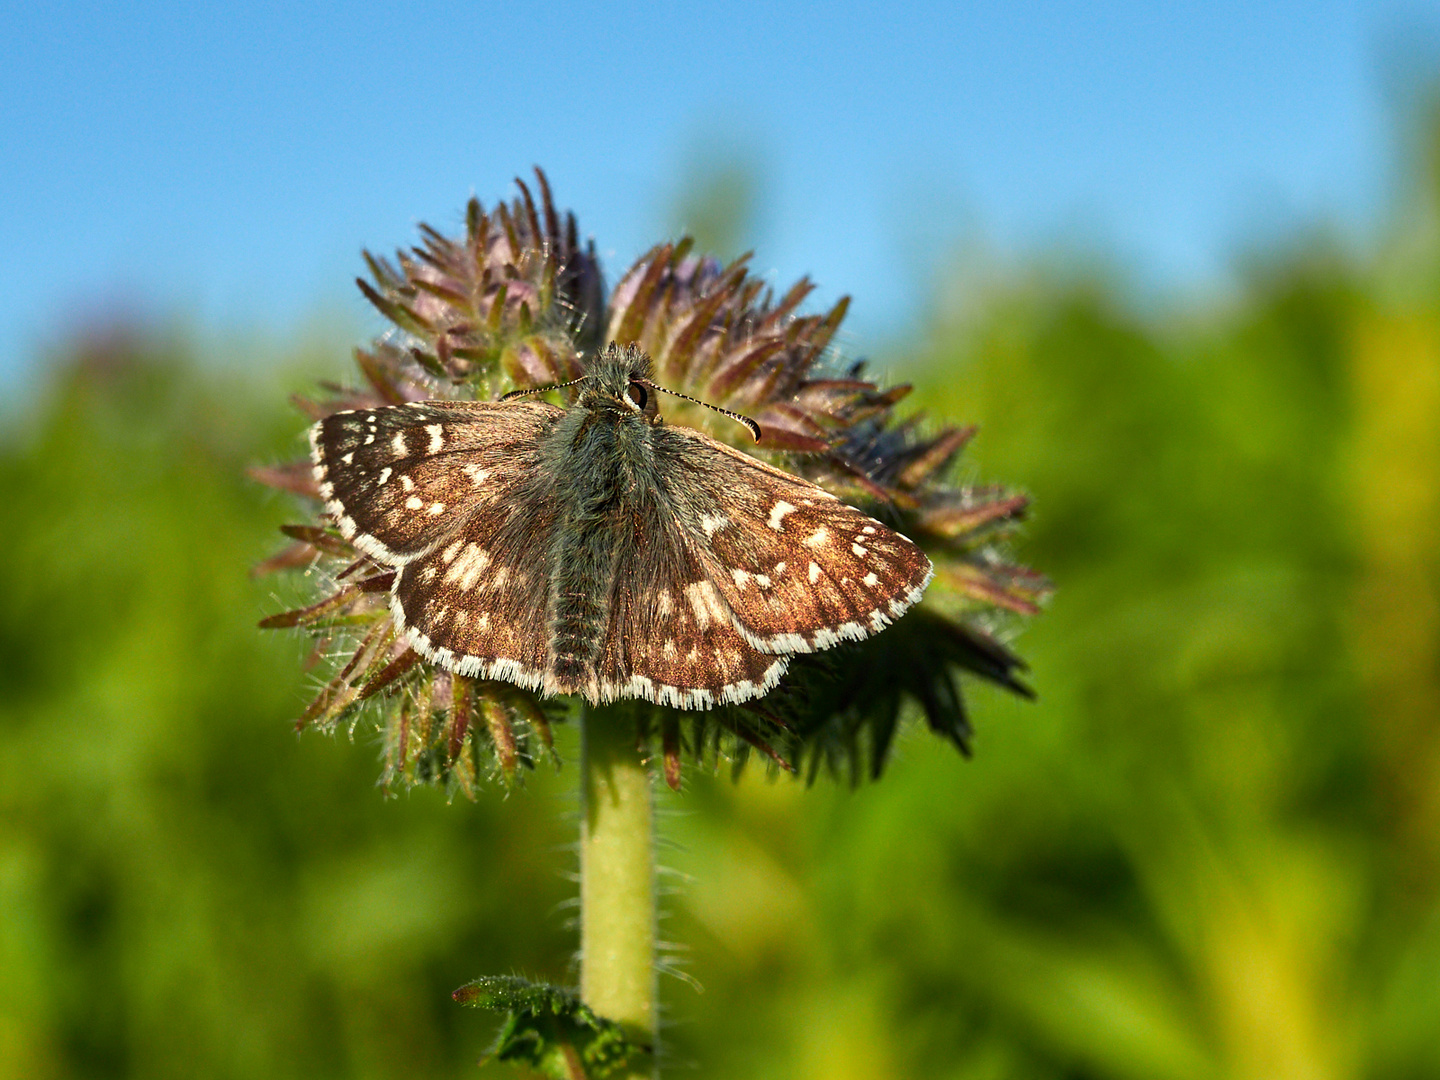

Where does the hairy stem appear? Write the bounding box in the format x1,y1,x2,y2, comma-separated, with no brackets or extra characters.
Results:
580,703,657,1077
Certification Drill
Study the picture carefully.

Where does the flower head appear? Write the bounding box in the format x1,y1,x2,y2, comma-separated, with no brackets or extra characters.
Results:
254,170,1047,793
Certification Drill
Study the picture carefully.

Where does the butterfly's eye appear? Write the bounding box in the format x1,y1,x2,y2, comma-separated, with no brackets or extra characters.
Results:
625,381,661,420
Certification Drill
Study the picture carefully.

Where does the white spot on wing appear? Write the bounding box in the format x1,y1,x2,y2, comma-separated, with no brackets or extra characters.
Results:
808,561,821,583
444,543,491,590
768,501,797,531
378,467,392,485
391,431,408,455
684,580,728,628
701,512,729,537
405,496,423,510
426,424,444,453
803,526,829,549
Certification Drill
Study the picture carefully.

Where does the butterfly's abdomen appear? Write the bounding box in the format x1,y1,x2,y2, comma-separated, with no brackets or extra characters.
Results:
547,517,618,696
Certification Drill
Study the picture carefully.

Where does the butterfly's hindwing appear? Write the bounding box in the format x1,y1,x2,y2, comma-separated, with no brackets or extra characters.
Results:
389,468,561,689
310,400,562,563
595,488,789,708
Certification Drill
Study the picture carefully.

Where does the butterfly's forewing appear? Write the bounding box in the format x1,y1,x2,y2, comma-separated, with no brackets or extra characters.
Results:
310,399,561,564
655,429,934,654
312,399,563,686
594,486,790,709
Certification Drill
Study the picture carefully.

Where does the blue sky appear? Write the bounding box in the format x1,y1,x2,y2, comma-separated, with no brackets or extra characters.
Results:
0,2,1432,389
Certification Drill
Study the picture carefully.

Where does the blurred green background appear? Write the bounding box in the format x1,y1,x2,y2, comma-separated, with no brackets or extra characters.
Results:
5,113,1440,1080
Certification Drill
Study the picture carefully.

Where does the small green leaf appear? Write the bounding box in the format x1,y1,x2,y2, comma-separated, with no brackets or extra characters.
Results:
454,975,648,1079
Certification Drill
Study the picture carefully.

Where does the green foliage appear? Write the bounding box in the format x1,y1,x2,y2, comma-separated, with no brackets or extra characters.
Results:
454,976,646,1079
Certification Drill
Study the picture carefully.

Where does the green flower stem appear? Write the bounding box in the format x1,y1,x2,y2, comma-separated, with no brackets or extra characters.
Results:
580,703,657,1078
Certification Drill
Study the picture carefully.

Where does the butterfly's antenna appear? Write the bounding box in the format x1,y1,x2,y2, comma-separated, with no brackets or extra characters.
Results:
638,380,762,443
500,376,589,401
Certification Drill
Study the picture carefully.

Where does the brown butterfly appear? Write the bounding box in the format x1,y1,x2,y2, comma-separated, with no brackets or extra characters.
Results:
310,344,932,709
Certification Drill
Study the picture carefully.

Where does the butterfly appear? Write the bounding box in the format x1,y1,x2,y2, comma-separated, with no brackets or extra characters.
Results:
309,343,933,710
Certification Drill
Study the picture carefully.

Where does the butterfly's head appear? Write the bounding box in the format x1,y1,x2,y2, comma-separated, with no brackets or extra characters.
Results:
579,343,663,426
577,341,762,442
